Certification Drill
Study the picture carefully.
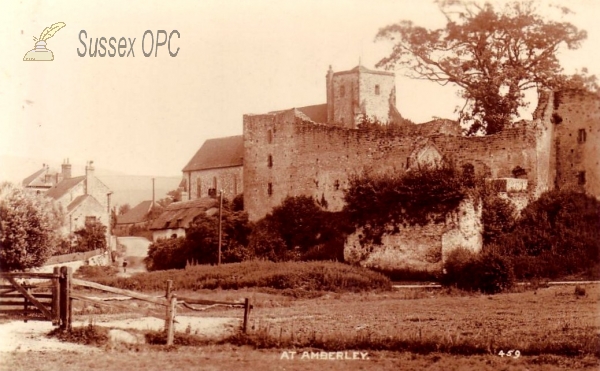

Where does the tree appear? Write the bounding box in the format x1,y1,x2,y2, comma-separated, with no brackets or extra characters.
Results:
73,219,107,253
376,0,587,135
118,203,131,215
248,196,350,262
0,182,64,271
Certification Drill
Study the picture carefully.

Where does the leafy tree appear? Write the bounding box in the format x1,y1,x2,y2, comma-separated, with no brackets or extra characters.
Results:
0,182,64,271
248,196,350,262
376,0,587,135
118,203,131,215
73,219,107,253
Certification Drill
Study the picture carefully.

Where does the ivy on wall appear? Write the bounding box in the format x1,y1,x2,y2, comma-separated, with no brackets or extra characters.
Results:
343,164,475,245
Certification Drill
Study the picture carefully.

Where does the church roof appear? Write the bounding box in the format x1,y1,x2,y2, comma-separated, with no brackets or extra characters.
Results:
182,135,244,172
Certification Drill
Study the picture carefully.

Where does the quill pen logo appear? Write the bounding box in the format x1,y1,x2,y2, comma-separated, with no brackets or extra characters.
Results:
23,22,66,61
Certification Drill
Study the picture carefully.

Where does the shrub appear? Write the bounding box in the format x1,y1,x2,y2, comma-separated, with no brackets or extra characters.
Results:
493,190,600,279
48,322,109,346
441,247,514,294
248,197,350,262
74,265,119,279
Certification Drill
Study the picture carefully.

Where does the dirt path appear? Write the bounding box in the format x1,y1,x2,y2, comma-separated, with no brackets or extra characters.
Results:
0,321,96,353
0,315,239,354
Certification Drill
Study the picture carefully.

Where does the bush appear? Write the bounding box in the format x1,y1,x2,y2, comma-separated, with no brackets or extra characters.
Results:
493,190,600,279
74,265,119,279
441,247,514,294
248,197,350,262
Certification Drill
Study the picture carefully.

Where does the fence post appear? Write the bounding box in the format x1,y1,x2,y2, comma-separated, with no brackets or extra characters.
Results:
59,266,72,331
52,267,60,326
166,294,177,346
243,298,250,334
164,280,174,346
23,287,29,323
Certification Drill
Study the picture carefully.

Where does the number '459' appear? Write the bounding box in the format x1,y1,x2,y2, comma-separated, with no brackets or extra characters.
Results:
498,350,521,359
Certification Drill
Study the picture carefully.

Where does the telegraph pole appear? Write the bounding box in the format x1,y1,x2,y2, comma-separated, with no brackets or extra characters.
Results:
218,189,223,266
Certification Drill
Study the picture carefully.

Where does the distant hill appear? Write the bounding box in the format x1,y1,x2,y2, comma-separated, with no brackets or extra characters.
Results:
0,155,182,207
99,175,182,207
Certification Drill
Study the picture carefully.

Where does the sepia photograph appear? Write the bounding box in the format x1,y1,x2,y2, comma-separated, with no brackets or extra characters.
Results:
0,0,599,370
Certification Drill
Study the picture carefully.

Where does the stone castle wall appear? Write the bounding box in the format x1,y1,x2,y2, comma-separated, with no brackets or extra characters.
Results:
344,198,482,272
553,90,600,197
244,110,543,221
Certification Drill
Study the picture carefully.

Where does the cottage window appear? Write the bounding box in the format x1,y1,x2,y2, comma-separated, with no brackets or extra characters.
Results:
375,85,380,95
340,85,345,97
85,216,96,225
268,154,273,168
196,182,202,198
267,130,273,144
578,129,586,143
578,171,586,185
268,182,273,196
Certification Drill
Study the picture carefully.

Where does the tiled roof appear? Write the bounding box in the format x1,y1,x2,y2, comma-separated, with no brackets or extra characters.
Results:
182,135,244,172
149,198,218,230
116,200,154,225
67,194,102,213
46,176,85,200
22,168,47,187
22,167,60,188
297,104,328,124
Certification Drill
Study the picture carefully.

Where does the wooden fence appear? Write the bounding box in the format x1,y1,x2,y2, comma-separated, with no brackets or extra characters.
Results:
0,267,66,326
1,266,252,346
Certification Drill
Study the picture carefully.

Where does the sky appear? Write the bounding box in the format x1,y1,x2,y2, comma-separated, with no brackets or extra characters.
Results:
1,0,599,178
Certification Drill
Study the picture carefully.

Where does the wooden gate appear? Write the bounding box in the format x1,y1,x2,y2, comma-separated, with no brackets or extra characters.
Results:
0,266,73,329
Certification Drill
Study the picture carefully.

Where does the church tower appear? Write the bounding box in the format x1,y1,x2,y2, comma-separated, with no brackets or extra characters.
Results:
326,64,398,129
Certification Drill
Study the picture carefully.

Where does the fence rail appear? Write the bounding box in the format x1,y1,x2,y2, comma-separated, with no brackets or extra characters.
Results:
1,266,252,345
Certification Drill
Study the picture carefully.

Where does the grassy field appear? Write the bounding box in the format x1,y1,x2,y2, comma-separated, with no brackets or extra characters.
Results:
2,277,598,370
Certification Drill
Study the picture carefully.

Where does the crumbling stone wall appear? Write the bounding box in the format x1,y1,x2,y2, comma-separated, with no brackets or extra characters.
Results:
244,109,542,221
344,198,482,273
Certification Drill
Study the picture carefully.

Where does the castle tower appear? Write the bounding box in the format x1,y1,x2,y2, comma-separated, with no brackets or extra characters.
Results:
326,64,397,129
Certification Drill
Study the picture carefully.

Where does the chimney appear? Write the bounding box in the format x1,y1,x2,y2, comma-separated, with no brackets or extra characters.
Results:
85,161,95,195
61,158,72,179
